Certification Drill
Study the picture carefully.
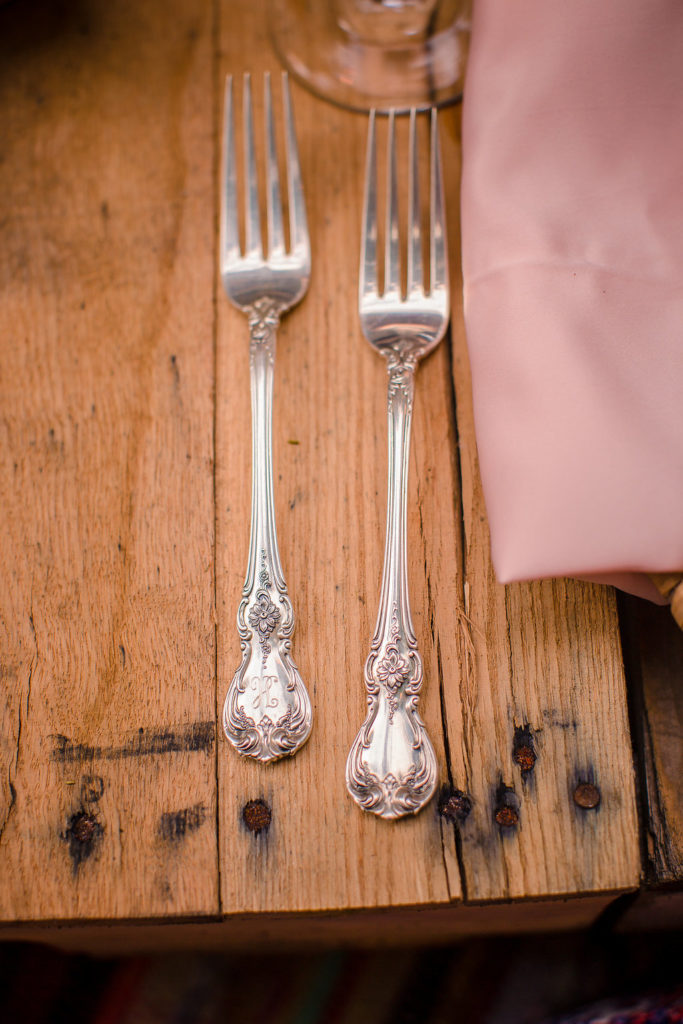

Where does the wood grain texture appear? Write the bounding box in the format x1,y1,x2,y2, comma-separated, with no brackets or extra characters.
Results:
0,0,217,920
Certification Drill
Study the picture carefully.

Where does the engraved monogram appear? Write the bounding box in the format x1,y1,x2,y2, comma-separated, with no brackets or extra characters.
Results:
249,674,278,711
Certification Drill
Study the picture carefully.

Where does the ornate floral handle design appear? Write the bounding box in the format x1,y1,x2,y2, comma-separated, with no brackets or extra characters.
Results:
223,298,312,762
346,349,438,818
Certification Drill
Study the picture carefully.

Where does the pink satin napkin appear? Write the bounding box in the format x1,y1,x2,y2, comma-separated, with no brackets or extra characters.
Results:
460,0,683,602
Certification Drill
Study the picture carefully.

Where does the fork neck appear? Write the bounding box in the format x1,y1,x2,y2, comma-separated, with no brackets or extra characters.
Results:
375,351,418,647
245,298,283,591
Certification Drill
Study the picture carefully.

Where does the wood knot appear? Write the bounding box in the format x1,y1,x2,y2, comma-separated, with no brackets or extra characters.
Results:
242,799,272,835
573,781,601,810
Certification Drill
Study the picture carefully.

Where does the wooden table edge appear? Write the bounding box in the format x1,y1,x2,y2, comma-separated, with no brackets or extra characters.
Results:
0,889,643,954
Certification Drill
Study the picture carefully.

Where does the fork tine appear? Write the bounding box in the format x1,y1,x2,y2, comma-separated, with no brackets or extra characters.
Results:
243,73,263,260
359,110,378,300
264,72,285,259
429,108,448,296
407,108,423,296
282,72,309,260
220,76,240,271
384,110,400,297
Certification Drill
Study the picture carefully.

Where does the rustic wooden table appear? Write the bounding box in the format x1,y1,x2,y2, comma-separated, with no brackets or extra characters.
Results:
0,0,680,952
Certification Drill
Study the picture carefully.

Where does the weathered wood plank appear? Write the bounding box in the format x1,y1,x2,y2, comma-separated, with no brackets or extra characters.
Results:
440,107,642,901
0,0,217,920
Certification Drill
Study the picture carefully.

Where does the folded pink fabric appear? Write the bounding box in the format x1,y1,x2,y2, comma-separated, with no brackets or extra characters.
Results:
461,0,683,602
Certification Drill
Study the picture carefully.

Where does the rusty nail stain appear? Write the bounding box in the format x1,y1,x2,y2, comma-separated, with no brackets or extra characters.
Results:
63,808,105,873
494,781,520,830
72,814,97,843
242,799,272,835
495,805,519,828
513,724,537,774
438,786,472,824
513,745,536,772
573,782,601,809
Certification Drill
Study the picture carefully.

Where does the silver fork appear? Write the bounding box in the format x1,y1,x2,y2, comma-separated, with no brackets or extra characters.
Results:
220,72,312,763
346,109,449,819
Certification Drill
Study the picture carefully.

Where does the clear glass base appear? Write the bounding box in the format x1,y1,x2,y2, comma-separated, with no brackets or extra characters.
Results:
269,1,471,113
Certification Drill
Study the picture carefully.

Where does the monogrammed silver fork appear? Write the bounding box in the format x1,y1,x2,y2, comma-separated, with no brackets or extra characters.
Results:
220,72,312,763
346,109,449,818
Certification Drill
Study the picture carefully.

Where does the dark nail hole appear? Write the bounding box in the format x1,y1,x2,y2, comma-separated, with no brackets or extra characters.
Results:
242,799,272,835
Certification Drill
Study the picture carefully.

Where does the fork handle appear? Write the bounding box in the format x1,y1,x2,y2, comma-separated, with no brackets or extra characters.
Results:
223,298,312,762
346,351,438,818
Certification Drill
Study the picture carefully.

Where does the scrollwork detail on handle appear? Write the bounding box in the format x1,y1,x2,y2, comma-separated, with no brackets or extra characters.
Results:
247,297,280,361
345,346,438,819
224,548,312,762
223,297,312,763
346,600,437,819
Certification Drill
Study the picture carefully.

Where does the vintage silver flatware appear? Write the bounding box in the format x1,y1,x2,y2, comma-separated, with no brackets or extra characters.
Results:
220,72,312,762
346,109,449,818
